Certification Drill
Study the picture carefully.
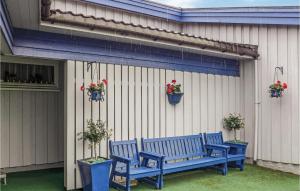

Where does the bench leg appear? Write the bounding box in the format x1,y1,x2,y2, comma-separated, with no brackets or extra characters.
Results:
222,163,228,175
240,160,245,171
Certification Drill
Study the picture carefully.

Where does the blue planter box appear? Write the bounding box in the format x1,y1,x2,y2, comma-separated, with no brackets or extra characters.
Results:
167,93,183,105
78,159,112,191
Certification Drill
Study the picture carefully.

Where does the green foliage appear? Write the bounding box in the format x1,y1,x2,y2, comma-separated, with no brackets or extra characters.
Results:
223,113,245,141
78,119,112,161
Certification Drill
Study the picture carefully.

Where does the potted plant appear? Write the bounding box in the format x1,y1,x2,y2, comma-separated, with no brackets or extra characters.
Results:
223,113,246,142
77,119,112,191
269,80,287,98
80,79,108,102
166,79,183,105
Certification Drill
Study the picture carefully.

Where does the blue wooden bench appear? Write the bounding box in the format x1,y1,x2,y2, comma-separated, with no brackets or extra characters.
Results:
141,134,228,186
204,132,248,171
109,139,164,191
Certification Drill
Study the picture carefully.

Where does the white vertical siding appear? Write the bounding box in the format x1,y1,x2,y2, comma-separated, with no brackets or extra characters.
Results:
65,60,245,189
0,90,63,168
182,23,300,165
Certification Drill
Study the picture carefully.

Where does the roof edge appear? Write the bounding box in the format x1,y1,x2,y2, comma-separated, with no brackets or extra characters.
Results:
81,0,300,25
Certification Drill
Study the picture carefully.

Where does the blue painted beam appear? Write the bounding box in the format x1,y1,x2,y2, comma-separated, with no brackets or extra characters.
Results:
12,28,239,76
83,0,300,25
0,0,14,52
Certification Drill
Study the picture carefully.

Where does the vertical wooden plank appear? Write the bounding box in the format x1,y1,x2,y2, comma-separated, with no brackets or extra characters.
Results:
219,24,227,41
269,27,281,162
128,66,135,139
259,26,271,161
153,69,160,138
278,26,290,163
226,25,234,43
207,74,215,133
244,61,255,158
175,71,184,136
9,92,23,167
289,27,299,164
141,67,148,138
121,65,129,140
1,91,10,168
58,63,64,162
192,73,200,134
200,73,208,133
75,61,84,189
65,60,76,190
135,67,142,139
47,92,59,163
107,64,115,157
212,24,220,40
235,25,242,43
99,63,107,157
205,24,213,39
159,69,166,138
222,76,229,140
114,65,122,141
83,62,92,158
235,76,241,140
165,70,175,136
215,75,223,133
228,76,236,140
22,92,35,166
148,68,154,138
91,66,100,157
183,72,192,135
35,92,47,165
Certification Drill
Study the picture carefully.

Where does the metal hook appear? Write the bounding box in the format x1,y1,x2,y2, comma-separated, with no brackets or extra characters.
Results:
275,66,283,75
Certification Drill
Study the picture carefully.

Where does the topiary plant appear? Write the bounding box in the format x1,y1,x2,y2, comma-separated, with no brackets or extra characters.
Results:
78,119,112,163
223,113,245,142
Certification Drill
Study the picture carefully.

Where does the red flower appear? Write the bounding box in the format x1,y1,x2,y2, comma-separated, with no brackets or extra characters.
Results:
80,85,85,91
167,83,171,87
90,83,96,87
276,80,281,84
167,88,173,94
172,79,176,84
282,82,288,89
102,79,108,86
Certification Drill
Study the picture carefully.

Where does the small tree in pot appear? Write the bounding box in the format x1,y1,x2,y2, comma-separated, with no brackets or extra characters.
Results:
77,119,112,191
223,113,245,142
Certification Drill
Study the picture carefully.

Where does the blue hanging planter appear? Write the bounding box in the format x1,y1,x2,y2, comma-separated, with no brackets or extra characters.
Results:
90,91,105,102
167,93,184,105
77,159,112,191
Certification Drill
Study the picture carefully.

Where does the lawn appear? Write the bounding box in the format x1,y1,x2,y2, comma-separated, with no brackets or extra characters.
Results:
1,165,298,191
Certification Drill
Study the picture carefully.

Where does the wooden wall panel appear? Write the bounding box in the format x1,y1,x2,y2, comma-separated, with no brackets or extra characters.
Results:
65,61,245,189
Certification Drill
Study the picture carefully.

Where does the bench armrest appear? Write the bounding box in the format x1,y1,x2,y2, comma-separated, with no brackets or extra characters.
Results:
224,142,248,148
140,151,165,170
205,144,229,158
224,142,248,155
110,155,131,164
140,151,165,161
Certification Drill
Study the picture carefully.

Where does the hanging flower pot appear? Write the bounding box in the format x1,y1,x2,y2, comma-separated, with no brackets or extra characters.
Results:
269,80,287,98
167,93,184,105
81,79,108,102
166,79,183,105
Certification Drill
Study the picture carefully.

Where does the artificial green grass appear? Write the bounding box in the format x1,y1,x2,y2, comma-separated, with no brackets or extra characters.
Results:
1,165,298,191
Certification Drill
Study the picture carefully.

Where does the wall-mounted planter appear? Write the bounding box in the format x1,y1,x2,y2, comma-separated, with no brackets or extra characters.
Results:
167,93,184,105
78,159,112,191
270,89,282,98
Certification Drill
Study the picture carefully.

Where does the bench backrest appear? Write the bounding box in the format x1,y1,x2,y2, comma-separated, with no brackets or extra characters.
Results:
109,139,140,166
142,135,206,161
204,132,224,145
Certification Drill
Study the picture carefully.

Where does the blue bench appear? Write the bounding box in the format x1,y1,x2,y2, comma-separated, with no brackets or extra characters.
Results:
141,134,228,185
204,132,248,171
109,139,164,191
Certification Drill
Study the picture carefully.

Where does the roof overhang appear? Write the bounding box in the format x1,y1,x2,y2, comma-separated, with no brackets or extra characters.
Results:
83,0,300,25
41,8,258,60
